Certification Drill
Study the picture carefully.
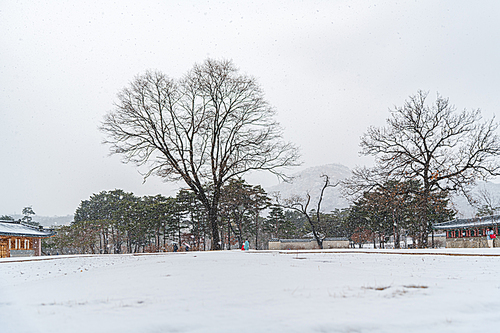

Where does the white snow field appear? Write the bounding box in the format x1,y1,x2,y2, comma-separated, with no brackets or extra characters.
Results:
2,249,500,333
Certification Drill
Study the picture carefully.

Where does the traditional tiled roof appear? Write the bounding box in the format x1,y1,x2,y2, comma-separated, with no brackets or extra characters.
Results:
433,215,500,230
0,221,55,237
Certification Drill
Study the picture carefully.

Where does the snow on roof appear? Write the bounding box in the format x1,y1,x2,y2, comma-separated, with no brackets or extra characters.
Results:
0,221,55,237
433,214,500,230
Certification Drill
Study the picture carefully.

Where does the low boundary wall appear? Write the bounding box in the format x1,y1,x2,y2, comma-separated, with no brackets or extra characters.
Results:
446,237,499,248
10,249,35,257
269,238,349,250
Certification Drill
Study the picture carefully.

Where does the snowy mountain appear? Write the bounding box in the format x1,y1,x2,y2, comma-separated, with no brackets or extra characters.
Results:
265,163,500,218
8,214,73,227
451,181,500,218
266,164,352,212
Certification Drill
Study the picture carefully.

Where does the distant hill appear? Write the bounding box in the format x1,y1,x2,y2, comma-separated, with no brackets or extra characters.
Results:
9,214,73,227
266,164,352,212
451,181,500,218
265,163,500,218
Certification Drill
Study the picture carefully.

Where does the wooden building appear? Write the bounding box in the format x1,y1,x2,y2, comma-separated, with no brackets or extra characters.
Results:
0,220,55,258
433,215,500,248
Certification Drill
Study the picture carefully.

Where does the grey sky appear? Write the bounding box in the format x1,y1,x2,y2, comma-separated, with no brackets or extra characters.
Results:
1,1,499,216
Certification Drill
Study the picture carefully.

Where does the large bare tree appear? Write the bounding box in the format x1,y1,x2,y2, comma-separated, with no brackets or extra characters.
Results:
344,90,500,247
101,59,299,250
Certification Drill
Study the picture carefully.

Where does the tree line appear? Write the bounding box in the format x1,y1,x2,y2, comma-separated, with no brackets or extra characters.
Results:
44,179,323,254
46,180,457,254
55,58,499,251
345,180,455,248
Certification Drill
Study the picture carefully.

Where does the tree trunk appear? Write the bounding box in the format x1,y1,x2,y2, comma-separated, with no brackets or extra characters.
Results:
230,222,242,249
227,219,231,250
99,230,103,254
307,217,323,249
163,223,166,251
208,207,221,250
393,216,400,249
255,211,259,250
420,187,431,248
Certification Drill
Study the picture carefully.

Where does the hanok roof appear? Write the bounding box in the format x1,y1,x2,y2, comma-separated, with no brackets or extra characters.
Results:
433,215,500,230
0,221,55,237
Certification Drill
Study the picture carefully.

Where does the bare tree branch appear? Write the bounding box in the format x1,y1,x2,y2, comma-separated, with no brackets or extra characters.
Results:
275,175,337,248
101,59,300,250
342,90,500,247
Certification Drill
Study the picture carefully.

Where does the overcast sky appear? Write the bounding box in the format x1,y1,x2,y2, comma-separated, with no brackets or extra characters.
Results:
1,1,499,216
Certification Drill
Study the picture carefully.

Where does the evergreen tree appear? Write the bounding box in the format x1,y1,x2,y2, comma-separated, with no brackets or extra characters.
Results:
265,205,298,239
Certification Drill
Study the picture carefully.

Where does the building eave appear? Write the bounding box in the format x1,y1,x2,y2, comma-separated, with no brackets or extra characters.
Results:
0,221,56,238
433,215,500,230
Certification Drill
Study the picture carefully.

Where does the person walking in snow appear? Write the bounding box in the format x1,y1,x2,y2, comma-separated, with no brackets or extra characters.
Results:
244,239,249,251
486,228,496,248
184,243,190,251
173,243,178,252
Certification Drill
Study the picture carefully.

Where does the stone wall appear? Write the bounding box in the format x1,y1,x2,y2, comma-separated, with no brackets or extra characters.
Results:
268,238,349,250
323,239,350,249
430,235,446,248
445,237,498,248
9,249,35,257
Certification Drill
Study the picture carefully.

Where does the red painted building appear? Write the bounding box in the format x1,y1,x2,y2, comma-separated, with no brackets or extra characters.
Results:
433,215,499,248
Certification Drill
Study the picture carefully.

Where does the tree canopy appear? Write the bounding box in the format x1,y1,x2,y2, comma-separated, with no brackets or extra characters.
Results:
344,91,500,247
101,59,299,249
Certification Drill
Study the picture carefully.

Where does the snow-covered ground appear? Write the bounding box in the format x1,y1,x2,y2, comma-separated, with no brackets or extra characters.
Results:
2,249,500,333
